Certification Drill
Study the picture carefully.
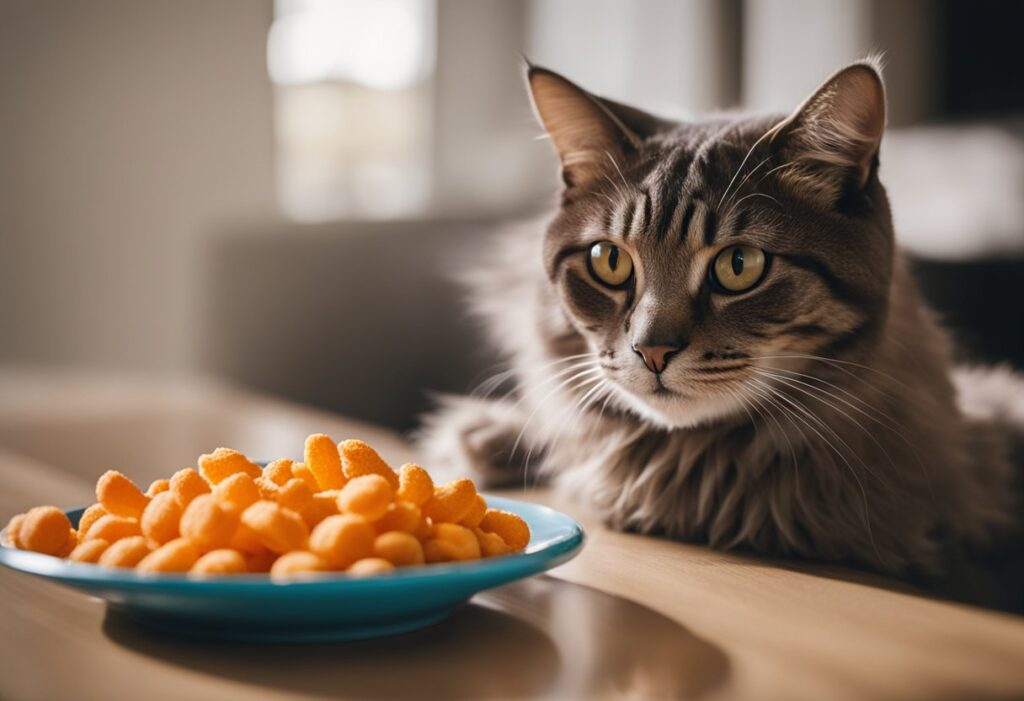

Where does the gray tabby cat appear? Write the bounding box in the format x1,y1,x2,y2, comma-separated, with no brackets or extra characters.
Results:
418,60,1023,580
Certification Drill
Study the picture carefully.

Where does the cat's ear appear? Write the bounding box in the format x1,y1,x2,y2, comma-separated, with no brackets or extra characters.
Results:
527,66,664,189
768,60,886,196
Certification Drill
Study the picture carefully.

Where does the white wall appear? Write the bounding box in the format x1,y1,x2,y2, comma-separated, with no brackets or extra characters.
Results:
0,1,276,373
742,0,937,125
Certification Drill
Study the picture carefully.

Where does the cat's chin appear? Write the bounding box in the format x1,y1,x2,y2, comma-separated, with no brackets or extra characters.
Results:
615,384,745,430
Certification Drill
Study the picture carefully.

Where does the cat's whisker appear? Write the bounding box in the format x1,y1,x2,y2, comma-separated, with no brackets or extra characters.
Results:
753,366,935,501
474,353,595,403
522,375,606,487
592,189,618,208
749,378,886,568
471,367,515,400
720,384,760,441
750,364,904,429
605,151,634,196
752,375,884,484
729,191,783,212
511,358,601,408
753,368,900,475
594,387,617,425
600,174,625,202
716,125,776,211
544,377,609,451
751,366,915,452
742,382,810,529
749,353,920,398
746,382,802,480
721,154,772,215
756,158,797,183
511,366,603,476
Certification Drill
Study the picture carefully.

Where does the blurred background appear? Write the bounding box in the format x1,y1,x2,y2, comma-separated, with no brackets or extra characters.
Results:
1,0,1022,432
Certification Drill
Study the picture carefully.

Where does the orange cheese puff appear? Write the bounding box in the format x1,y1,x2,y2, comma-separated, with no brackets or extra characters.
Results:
96,470,150,519
374,531,425,567
141,492,183,545
348,557,395,576
240,501,309,554
426,523,481,562
277,478,314,515
473,528,511,558
169,468,210,506
255,477,280,499
213,473,260,515
397,464,434,506
413,517,434,542
98,536,152,568
478,509,530,552
77,504,107,540
58,530,78,557
375,501,421,534
305,434,347,490
228,522,266,554
339,439,398,490
423,541,449,563
199,447,262,485
460,494,487,528
69,538,110,564
245,549,278,573
145,479,170,497
137,538,200,573
270,550,328,579
85,514,141,543
336,474,393,522
309,514,375,569
3,513,25,547
180,494,239,550
19,506,73,555
422,478,477,524
191,549,247,576
291,463,319,491
263,458,294,486
304,492,339,528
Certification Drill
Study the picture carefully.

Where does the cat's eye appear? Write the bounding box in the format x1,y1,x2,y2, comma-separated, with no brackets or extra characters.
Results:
711,245,767,293
587,241,634,288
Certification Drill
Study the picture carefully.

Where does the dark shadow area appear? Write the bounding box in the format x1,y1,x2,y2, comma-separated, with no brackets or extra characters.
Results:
201,220,500,433
910,256,1024,370
103,576,729,700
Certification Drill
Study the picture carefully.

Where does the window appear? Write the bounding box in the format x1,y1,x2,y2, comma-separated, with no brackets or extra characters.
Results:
268,0,436,221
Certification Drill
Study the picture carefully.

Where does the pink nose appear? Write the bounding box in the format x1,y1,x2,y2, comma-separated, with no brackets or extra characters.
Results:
632,343,684,374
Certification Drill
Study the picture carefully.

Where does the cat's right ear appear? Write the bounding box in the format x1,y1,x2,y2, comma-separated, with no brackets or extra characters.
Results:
527,66,659,190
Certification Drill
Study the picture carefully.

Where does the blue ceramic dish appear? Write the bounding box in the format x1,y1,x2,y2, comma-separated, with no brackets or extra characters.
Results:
0,495,583,642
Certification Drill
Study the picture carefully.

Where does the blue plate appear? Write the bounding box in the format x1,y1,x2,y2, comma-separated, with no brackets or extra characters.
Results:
0,495,584,643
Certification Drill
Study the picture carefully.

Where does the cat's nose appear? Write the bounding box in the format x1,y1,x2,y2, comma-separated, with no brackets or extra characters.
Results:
632,342,686,374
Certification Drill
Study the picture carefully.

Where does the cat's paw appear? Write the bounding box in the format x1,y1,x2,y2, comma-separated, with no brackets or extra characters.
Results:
414,395,536,488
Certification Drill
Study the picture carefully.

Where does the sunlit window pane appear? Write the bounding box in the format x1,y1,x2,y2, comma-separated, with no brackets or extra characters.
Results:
268,0,435,222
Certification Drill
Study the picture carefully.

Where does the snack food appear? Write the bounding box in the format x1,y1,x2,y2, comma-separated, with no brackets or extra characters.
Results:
2,434,530,577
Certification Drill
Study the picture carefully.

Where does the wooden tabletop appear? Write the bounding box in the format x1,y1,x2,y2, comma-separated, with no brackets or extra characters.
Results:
1,368,1023,701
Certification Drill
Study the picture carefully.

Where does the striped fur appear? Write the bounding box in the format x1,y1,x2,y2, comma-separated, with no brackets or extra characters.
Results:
417,62,1020,579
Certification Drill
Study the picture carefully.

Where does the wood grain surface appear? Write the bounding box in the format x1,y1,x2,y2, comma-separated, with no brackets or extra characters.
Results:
1,369,1022,701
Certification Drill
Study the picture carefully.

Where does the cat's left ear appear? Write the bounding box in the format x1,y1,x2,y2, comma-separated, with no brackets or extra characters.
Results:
526,65,667,190
768,59,886,196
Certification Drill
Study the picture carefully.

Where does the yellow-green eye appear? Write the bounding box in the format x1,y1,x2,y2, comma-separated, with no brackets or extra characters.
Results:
587,241,634,288
711,245,767,293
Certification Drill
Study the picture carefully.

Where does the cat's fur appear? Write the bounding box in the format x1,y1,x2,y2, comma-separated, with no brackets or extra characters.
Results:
418,60,1022,580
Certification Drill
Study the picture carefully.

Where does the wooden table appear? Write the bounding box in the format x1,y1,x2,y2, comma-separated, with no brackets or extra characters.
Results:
1,368,1023,701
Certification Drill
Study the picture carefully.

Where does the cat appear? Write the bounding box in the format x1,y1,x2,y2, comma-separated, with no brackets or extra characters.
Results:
417,58,1023,584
